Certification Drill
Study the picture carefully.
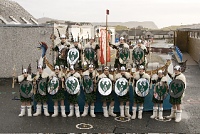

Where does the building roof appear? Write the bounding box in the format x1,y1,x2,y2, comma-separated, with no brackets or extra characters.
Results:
0,0,38,25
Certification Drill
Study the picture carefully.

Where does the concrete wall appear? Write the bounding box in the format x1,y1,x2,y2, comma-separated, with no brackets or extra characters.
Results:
188,37,200,62
0,25,53,78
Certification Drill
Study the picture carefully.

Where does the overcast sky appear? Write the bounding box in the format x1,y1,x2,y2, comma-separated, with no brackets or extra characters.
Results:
11,0,200,28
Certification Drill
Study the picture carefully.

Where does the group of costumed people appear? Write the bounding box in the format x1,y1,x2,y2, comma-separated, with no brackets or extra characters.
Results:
13,34,186,123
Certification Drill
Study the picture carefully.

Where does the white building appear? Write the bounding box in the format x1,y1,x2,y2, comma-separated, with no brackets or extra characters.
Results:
94,26,116,45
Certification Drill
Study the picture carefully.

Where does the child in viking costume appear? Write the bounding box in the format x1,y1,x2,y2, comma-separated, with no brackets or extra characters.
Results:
110,37,130,68
166,65,186,122
132,39,148,69
33,65,50,116
66,66,81,117
50,34,71,67
15,69,33,117
132,65,150,119
84,38,100,68
98,66,116,117
151,70,168,120
81,64,99,117
49,65,66,117
115,66,132,117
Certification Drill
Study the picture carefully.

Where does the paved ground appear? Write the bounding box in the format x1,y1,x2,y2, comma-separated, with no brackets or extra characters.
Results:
0,40,200,133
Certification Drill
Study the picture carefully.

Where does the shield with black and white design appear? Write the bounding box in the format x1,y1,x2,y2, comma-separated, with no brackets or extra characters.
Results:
84,48,95,63
83,75,94,93
38,78,48,96
132,47,144,64
98,78,112,96
119,47,130,64
20,81,33,98
135,78,150,97
48,76,59,95
169,79,185,98
65,76,80,94
115,77,129,96
154,82,168,100
67,48,79,65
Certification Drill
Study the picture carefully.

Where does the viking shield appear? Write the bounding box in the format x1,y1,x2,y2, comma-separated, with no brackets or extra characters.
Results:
169,79,185,98
154,82,168,100
38,78,48,96
83,75,94,93
115,77,129,96
135,78,150,97
119,47,130,64
67,48,79,65
98,77,112,96
20,81,33,98
84,48,95,62
48,76,59,95
65,76,80,94
132,47,144,64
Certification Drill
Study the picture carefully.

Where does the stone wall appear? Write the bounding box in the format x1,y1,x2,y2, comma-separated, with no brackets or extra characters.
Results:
188,37,200,62
0,25,54,78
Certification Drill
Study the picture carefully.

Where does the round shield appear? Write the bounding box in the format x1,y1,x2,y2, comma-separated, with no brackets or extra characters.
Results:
115,77,129,96
65,76,80,94
132,47,144,64
38,78,48,96
84,48,95,62
135,78,150,97
98,77,112,96
119,47,130,64
169,79,185,98
154,82,168,100
48,76,59,95
83,75,94,93
67,48,79,65
20,81,33,98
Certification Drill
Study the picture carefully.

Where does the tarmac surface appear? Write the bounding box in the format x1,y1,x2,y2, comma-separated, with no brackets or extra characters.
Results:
0,40,200,133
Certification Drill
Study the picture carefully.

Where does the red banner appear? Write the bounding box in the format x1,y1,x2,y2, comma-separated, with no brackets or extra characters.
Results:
99,29,110,64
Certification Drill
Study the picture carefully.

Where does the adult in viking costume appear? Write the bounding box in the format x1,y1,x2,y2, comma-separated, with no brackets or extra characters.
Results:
15,69,33,117
110,37,130,68
115,66,132,117
33,65,50,116
84,38,100,68
50,34,71,67
166,65,186,122
81,64,99,117
69,40,82,69
98,66,116,117
49,65,66,117
66,66,81,117
151,70,168,120
132,39,148,69
132,65,150,119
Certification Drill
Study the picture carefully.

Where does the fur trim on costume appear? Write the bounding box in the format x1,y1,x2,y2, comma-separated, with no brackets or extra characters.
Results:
115,72,132,79
84,43,96,49
49,72,63,78
35,72,49,80
134,72,150,81
98,73,113,81
133,45,147,51
18,74,32,82
82,70,99,77
67,72,81,79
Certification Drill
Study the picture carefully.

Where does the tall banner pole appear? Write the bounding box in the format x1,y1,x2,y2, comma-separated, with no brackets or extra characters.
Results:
106,9,109,66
